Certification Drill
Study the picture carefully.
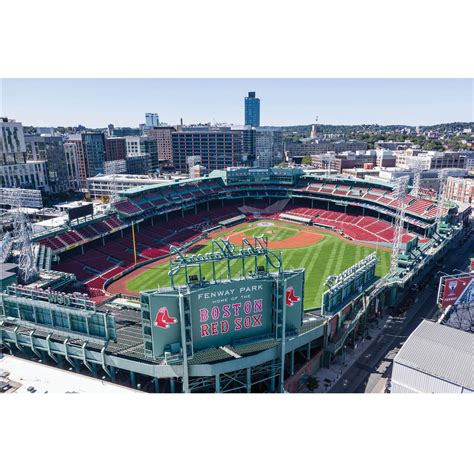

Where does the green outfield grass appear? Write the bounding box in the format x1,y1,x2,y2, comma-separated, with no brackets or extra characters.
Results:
126,221,391,309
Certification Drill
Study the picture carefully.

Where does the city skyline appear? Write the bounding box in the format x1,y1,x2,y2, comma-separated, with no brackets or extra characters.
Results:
1,78,472,128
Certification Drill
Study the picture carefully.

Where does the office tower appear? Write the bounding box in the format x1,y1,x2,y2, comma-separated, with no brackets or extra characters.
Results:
145,113,160,128
66,136,87,185
63,142,82,191
25,135,69,193
242,126,256,164
125,136,158,173
0,161,49,190
144,127,174,167
125,154,151,175
255,128,283,167
244,91,260,127
140,137,159,172
0,117,27,165
105,137,127,161
104,160,127,174
172,126,247,173
82,132,106,178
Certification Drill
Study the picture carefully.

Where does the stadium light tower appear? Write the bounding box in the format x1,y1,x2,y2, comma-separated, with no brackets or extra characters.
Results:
12,195,39,284
435,169,447,233
324,153,335,177
410,155,430,198
110,174,120,205
390,176,409,275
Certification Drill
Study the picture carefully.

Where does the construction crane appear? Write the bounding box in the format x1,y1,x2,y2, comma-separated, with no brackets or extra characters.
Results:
390,176,410,275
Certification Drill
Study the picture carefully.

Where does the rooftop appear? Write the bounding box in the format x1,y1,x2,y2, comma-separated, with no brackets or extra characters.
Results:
394,320,474,390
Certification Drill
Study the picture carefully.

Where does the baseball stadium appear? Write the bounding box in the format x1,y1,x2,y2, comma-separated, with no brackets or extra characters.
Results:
0,167,470,392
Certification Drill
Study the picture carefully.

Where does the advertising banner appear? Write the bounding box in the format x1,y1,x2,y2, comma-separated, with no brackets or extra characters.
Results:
149,293,182,357
146,270,306,358
438,275,474,307
190,279,274,351
283,270,304,331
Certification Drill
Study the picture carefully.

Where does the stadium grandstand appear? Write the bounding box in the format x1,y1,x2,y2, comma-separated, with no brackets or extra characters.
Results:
0,167,470,393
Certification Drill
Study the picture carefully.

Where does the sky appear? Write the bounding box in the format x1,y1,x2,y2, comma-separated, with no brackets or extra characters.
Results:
1,78,472,128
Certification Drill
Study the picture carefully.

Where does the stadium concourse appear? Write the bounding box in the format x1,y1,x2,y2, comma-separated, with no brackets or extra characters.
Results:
0,168,469,393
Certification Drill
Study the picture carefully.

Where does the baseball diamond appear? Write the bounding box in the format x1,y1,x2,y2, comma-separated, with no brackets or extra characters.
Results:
112,220,391,309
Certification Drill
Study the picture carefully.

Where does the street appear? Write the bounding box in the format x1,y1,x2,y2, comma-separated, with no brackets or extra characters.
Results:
329,231,473,393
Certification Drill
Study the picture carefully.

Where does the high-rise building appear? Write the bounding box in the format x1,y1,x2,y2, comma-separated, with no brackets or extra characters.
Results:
125,153,151,175
144,127,174,167
444,176,473,204
125,136,141,155
395,150,468,170
0,117,27,165
66,136,87,186
0,118,49,192
63,142,81,191
82,133,106,178
245,91,260,127
25,135,69,193
241,126,256,164
255,128,283,167
0,161,49,190
285,139,368,158
104,160,127,175
172,126,248,173
141,137,159,172
145,113,160,128
105,137,127,162
125,136,159,172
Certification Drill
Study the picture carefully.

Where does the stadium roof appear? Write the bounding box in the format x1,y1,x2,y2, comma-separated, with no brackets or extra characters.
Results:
394,320,474,390
119,174,218,196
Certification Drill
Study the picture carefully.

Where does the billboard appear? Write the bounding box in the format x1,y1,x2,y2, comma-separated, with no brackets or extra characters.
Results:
143,270,305,359
148,293,182,357
190,279,274,351
438,275,474,307
283,271,304,332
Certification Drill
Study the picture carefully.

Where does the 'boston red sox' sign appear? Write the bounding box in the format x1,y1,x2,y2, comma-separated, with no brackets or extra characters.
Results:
190,280,273,351
142,270,305,359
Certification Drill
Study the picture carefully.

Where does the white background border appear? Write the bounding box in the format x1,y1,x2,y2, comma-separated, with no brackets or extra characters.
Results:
1,1,473,472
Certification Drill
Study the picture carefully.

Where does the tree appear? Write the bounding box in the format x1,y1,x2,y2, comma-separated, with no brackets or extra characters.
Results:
306,376,319,392
302,155,312,165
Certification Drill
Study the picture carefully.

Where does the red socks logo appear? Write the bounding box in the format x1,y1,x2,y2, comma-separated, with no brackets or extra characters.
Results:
286,287,300,307
154,307,177,329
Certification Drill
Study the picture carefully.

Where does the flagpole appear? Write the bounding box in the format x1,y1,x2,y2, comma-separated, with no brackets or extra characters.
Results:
131,221,137,266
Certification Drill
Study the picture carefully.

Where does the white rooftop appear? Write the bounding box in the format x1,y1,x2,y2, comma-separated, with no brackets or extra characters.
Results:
394,320,474,390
